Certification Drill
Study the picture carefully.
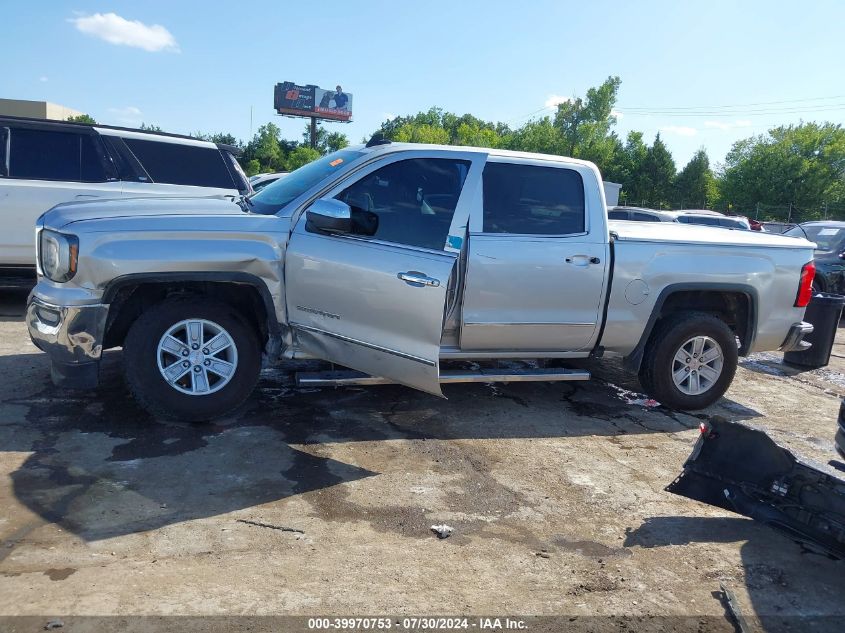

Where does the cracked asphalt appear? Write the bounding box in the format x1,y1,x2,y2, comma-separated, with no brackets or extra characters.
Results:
1,289,844,631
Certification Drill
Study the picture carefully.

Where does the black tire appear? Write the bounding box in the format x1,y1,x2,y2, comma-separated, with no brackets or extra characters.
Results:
124,296,261,422
638,311,738,410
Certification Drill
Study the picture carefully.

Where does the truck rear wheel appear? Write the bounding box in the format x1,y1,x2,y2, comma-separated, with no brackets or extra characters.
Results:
123,297,261,421
638,312,737,410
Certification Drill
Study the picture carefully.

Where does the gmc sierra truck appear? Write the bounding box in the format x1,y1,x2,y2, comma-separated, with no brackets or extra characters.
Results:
27,140,816,421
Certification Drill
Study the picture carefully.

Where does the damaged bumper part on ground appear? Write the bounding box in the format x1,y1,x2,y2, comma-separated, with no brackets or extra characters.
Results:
667,418,845,559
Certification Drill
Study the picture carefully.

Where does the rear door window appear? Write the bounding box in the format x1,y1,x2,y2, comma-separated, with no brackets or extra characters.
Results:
482,162,585,235
123,138,236,189
608,210,629,220
8,128,108,182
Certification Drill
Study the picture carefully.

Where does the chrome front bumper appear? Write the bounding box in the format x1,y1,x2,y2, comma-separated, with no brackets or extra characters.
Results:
27,294,108,388
779,321,814,353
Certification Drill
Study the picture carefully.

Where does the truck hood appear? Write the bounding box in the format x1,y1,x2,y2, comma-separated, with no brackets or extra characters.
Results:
609,220,816,250
41,196,244,231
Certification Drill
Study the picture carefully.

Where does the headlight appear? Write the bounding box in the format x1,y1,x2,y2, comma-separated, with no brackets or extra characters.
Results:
39,229,79,282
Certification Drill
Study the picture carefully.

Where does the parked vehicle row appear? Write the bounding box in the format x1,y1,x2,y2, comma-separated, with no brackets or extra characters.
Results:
0,116,251,286
608,206,762,231
26,139,816,421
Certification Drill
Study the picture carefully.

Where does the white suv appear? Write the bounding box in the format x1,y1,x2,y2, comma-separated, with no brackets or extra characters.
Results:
0,116,251,286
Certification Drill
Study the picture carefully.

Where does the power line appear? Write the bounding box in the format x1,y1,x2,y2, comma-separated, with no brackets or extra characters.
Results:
619,94,845,111
505,94,845,127
618,104,845,117
505,105,556,125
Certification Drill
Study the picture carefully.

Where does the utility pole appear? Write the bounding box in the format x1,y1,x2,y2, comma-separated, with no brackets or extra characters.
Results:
787,203,792,224
755,202,760,220
310,116,317,149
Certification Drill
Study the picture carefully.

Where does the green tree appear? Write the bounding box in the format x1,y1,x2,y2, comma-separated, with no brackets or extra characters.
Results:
640,133,676,208
552,76,622,168
673,149,717,208
325,131,349,153
139,122,162,132
302,124,350,154
720,122,845,215
244,159,261,177
507,117,561,155
243,123,285,173
614,132,650,204
455,122,501,148
392,122,451,144
377,107,508,147
196,132,240,147
285,146,321,171
67,114,97,124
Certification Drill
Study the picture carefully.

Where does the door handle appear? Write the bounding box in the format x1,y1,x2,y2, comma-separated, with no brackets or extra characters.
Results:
565,255,601,266
398,271,440,287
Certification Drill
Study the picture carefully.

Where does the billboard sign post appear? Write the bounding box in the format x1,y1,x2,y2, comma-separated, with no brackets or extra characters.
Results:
274,81,353,148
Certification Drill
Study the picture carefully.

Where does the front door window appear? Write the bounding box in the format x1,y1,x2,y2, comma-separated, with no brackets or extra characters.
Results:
333,158,471,250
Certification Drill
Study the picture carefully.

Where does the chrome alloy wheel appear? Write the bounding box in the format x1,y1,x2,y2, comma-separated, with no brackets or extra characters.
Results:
671,335,724,396
156,319,238,395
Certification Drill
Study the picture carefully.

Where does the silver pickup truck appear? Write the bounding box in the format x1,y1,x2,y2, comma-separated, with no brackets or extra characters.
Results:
27,140,816,420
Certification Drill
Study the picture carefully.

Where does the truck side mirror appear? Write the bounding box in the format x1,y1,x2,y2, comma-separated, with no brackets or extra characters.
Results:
306,199,352,234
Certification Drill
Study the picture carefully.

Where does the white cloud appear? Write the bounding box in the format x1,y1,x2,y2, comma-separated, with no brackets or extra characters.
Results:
69,13,179,53
39,76,48,82
660,125,698,137
704,119,752,130
108,106,144,126
544,94,571,109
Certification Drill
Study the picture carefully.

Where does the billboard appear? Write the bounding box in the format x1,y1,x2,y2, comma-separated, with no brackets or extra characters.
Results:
274,82,352,122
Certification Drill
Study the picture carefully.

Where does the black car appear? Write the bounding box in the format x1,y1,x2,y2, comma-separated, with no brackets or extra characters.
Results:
784,221,845,294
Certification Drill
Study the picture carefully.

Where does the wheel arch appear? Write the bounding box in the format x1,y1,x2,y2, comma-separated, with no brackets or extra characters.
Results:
101,272,282,355
623,283,758,372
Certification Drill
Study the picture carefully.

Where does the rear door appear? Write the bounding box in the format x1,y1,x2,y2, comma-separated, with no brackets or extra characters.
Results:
0,125,120,267
461,158,608,352
284,150,484,395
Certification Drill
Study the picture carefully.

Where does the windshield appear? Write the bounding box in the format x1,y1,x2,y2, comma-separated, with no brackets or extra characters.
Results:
785,224,845,252
248,149,364,214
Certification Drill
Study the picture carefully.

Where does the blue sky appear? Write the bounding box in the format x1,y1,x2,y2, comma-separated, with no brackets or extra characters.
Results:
3,1,844,168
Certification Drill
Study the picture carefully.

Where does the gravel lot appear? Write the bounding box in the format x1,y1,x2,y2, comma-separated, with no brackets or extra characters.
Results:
1,289,844,631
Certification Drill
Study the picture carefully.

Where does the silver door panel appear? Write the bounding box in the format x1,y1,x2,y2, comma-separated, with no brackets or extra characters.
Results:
461,234,607,351
285,228,457,396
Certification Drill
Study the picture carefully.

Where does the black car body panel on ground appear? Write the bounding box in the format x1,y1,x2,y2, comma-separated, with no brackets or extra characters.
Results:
668,418,845,559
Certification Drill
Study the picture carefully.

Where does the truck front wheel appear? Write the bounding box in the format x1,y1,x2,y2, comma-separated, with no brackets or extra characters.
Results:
123,297,261,421
638,312,738,410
